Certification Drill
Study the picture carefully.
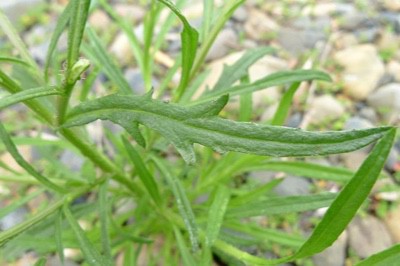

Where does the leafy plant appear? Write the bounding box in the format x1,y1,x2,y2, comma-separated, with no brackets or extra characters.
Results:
0,0,397,265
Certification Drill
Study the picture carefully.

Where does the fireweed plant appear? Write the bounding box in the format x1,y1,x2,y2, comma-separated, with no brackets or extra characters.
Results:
0,0,398,265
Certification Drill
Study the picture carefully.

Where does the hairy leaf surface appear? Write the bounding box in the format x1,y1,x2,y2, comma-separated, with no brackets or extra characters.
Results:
62,93,391,164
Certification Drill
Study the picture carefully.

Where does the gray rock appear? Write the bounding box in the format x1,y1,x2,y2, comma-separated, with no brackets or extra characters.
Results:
354,27,380,43
273,175,311,196
386,148,400,172
124,68,157,94
277,27,326,55
380,12,400,34
312,231,348,266
344,116,374,130
206,28,238,61
232,6,248,22
359,107,379,123
367,83,400,121
339,13,370,31
307,95,345,125
0,0,44,23
0,207,28,230
60,150,84,172
334,44,385,100
348,216,394,258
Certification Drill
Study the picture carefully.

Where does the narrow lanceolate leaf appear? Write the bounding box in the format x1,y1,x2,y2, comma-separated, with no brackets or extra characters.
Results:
205,186,230,247
152,157,199,252
226,193,336,219
0,87,62,110
63,204,109,266
211,47,275,92
271,82,301,126
158,0,199,99
0,56,31,67
173,227,197,266
356,244,400,266
84,28,132,94
63,93,391,164
0,122,66,193
55,210,65,266
67,0,90,74
122,137,162,205
45,0,73,80
98,180,112,262
292,128,396,259
197,69,331,104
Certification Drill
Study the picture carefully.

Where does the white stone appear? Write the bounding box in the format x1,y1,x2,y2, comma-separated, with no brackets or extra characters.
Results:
334,44,385,100
307,95,345,125
367,83,400,121
383,0,400,11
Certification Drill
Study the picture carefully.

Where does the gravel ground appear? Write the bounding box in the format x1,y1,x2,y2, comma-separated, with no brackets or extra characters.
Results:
0,0,400,265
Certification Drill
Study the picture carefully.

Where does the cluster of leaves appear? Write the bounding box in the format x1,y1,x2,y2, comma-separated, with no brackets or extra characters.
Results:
0,0,398,265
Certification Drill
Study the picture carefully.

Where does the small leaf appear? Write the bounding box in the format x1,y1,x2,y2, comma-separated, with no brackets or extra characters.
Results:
198,69,331,103
62,93,392,164
356,244,400,266
205,185,230,247
0,122,66,193
33,258,47,266
0,56,31,67
293,128,396,259
0,87,62,110
226,193,336,219
66,0,90,75
122,137,162,205
211,47,275,92
63,203,109,266
158,0,199,99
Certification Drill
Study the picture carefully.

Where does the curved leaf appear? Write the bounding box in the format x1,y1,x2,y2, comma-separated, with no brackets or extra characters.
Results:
0,87,62,110
62,93,391,164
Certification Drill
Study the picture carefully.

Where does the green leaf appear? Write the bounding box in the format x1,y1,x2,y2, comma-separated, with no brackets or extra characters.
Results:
198,69,331,104
271,82,300,126
226,193,336,219
62,93,391,164
98,179,112,261
0,122,66,193
33,258,47,266
55,210,65,266
248,161,354,183
0,198,65,247
173,227,197,266
45,0,73,81
0,189,44,219
158,0,199,100
0,10,39,72
63,203,109,266
0,87,62,110
84,28,132,94
356,244,400,266
0,56,31,67
152,157,199,252
122,137,162,205
293,128,396,259
190,0,245,80
211,47,275,92
66,0,90,75
229,179,283,206
205,185,230,247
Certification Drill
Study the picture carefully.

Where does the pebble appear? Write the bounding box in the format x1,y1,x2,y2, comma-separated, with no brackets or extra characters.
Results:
367,83,400,122
348,215,394,258
109,32,134,66
307,95,345,125
206,28,238,61
114,4,145,23
232,6,248,22
88,10,111,31
385,205,400,242
0,207,28,230
124,68,147,94
334,44,385,100
302,3,356,17
344,116,374,130
273,175,311,196
386,60,400,82
312,231,347,266
60,150,84,172
277,27,326,55
383,0,400,11
0,0,44,23
244,8,279,41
